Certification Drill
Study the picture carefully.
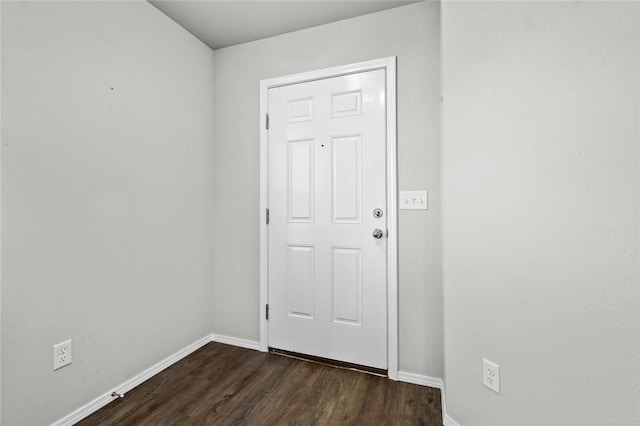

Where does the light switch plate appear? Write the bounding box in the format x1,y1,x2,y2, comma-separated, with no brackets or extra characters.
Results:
400,191,428,210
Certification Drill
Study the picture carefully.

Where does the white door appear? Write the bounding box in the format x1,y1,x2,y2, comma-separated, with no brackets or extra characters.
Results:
268,69,387,369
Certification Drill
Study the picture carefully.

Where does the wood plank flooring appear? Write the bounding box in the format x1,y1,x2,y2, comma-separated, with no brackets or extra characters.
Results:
78,343,443,426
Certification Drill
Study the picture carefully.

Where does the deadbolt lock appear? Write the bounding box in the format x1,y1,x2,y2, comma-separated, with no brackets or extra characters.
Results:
373,208,383,218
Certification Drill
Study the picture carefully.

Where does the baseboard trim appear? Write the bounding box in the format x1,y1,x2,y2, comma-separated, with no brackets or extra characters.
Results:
50,335,211,426
210,333,261,351
397,371,444,388
396,372,463,426
444,414,462,426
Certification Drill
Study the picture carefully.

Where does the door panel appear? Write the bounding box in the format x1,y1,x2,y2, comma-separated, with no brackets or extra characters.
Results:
332,246,363,326
268,69,387,369
288,139,314,222
332,135,361,223
287,245,314,319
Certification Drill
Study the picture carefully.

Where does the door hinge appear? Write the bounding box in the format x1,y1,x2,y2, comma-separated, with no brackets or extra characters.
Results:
266,303,269,320
266,208,270,225
266,113,269,130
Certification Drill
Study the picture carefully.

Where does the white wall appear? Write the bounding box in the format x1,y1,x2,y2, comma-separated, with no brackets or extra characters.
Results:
442,2,639,425
212,1,443,378
1,2,215,425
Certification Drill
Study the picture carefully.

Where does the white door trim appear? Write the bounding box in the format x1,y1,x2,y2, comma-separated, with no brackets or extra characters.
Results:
259,57,398,380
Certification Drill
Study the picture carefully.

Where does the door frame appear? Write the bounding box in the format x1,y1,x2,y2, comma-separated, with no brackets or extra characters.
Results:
259,57,398,380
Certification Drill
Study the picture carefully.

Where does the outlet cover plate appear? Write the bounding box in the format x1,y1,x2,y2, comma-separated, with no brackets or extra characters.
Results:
483,358,500,394
53,339,72,370
400,190,428,210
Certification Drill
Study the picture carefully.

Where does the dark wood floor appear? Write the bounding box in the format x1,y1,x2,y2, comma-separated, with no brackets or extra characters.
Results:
78,343,442,425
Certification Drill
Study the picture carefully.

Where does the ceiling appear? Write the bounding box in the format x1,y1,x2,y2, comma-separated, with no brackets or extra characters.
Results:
149,1,419,50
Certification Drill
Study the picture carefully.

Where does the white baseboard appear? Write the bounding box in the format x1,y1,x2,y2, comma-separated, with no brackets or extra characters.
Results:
210,333,261,351
50,335,211,426
397,371,463,426
397,371,444,388
444,414,462,426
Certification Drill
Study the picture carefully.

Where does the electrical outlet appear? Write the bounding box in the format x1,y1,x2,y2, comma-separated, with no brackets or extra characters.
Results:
53,340,72,370
483,358,500,394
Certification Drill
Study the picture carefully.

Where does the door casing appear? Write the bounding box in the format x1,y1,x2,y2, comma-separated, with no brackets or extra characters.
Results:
259,57,398,380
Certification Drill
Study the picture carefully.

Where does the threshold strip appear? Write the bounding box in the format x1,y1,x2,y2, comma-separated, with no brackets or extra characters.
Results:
269,348,388,378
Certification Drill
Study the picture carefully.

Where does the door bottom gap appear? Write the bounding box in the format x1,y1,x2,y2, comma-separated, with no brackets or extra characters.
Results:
269,348,388,377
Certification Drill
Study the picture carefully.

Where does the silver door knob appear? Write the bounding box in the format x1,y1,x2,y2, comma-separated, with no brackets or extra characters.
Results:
372,229,384,239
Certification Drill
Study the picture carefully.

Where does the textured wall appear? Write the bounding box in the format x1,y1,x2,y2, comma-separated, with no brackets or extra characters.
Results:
442,2,640,425
1,2,215,424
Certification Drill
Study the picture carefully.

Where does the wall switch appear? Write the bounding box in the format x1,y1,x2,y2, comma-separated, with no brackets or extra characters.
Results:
400,191,428,210
483,358,500,394
53,340,72,370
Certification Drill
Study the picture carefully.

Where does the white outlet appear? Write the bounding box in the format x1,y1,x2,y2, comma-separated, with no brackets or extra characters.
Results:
400,191,428,210
53,339,72,370
483,358,500,394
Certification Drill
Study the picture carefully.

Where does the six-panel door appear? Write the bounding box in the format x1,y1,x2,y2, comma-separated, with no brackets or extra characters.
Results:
268,69,387,369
